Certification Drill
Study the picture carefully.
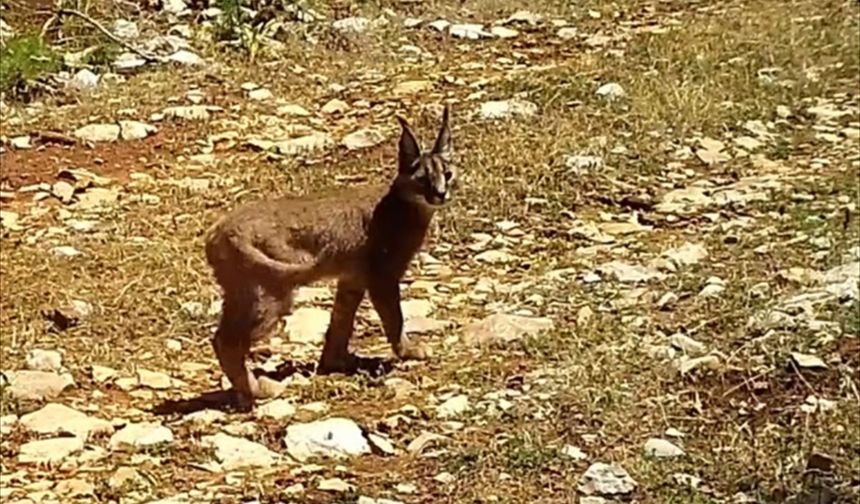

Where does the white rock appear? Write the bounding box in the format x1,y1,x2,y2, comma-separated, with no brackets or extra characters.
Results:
2,370,75,400
596,82,625,99
393,80,433,96
561,444,587,461
0,414,18,435
436,395,470,419
318,477,354,492
663,242,708,267
333,16,370,33
791,352,827,369
284,307,330,344
395,482,417,494
162,0,187,15
577,306,594,326
277,104,311,117
321,98,349,115
119,120,157,140
474,249,518,264
19,403,113,439
342,128,386,150
25,349,63,372
113,19,139,39
284,417,370,461
406,431,447,454
597,261,665,283
502,10,543,25
10,135,31,149
67,69,99,91
255,398,296,420
699,276,726,297
578,462,637,495
449,23,493,39
182,409,227,425
52,245,83,257
461,313,554,346
677,354,721,374
479,99,538,120
202,432,281,470
91,365,118,384
161,105,213,121
490,26,519,39
137,368,174,390
167,50,203,66
19,436,85,464
668,333,707,356
74,123,121,142
248,88,274,101
643,437,685,458
109,422,174,450
557,27,578,39
368,432,396,455
275,132,333,156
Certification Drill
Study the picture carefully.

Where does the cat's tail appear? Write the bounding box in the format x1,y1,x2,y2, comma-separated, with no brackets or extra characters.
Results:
206,226,313,288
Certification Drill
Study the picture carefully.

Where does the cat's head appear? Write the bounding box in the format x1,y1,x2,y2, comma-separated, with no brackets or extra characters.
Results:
394,107,457,209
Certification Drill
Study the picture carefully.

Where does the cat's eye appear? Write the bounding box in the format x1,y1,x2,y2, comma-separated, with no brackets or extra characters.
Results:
444,171,453,181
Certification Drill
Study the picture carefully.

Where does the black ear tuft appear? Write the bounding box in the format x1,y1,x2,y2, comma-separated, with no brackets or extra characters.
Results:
431,106,451,159
397,115,421,174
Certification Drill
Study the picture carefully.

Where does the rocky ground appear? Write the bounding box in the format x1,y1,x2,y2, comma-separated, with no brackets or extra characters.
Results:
0,0,858,503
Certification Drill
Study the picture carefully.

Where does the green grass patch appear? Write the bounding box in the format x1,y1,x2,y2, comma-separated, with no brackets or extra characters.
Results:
0,34,59,96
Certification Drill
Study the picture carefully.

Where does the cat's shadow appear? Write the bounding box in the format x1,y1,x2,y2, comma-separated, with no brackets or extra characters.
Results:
151,356,394,416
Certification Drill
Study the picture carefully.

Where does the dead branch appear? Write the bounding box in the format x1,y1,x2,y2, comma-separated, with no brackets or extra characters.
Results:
57,8,165,63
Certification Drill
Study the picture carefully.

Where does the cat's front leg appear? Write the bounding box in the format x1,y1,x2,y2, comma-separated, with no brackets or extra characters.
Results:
368,278,432,361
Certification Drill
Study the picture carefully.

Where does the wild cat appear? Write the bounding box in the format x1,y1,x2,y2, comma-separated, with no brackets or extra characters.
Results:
204,107,456,408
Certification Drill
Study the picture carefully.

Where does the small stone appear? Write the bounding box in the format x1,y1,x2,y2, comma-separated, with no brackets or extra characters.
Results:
791,352,827,370
113,19,139,38
434,471,456,484
74,123,121,142
393,80,433,96
342,128,386,150
109,422,174,451
119,120,157,140
109,467,146,490
19,403,113,439
479,99,538,120
255,398,296,420
657,292,679,310
699,277,726,297
490,26,518,39
578,462,637,496
663,242,708,267
91,365,117,384
284,307,330,344
332,16,370,33
643,437,685,458
10,135,32,149
167,49,202,66
68,69,99,91
677,354,721,374
597,261,665,283
406,431,447,454
461,313,554,346
248,88,274,101
318,477,354,493
277,104,311,117
25,349,63,372
449,23,493,39
668,333,707,356
395,482,418,494
19,436,85,464
368,432,396,455
284,417,370,461
202,432,281,471
557,27,578,39
2,370,75,400
596,82,625,99
52,245,83,257
436,395,470,419
474,249,518,264
55,478,94,497
321,98,349,115
137,369,174,390
577,306,594,326
561,444,587,461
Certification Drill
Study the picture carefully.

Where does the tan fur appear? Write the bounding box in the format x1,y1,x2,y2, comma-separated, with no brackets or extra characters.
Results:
205,108,456,409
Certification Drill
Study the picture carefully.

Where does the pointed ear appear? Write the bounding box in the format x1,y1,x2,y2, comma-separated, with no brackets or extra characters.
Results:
396,115,421,174
431,106,451,160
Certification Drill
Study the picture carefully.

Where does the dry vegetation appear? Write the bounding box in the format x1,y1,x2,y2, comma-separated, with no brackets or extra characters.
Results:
0,0,858,503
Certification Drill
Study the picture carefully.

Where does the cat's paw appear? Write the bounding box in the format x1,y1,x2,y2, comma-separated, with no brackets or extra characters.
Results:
317,352,359,375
